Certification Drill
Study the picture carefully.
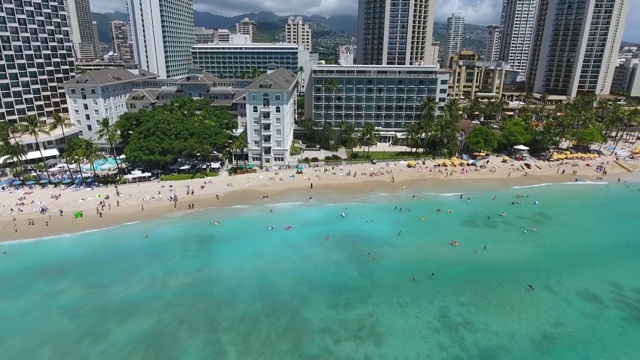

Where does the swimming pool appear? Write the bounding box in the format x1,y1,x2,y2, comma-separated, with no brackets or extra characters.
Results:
81,157,119,172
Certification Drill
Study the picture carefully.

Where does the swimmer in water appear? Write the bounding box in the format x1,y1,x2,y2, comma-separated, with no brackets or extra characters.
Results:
500,212,506,216
531,227,537,231
528,284,536,291
412,276,416,281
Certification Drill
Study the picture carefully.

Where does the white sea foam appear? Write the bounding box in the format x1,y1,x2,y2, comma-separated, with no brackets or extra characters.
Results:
3,221,141,245
270,201,304,207
229,205,251,208
511,181,608,189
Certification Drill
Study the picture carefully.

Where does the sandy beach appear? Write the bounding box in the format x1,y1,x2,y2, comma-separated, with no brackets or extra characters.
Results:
1,150,638,243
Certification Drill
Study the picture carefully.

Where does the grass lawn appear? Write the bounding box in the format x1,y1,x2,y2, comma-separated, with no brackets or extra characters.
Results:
159,172,219,181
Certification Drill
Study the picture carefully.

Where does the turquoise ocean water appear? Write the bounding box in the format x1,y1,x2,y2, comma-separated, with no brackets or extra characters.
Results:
1,182,639,359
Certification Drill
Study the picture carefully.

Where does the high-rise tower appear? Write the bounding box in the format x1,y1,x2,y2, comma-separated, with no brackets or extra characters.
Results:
444,13,464,67
67,0,101,61
128,0,195,78
111,21,134,63
484,24,501,61
527,0,629,97
499,0,538,79
0,0,76,123
356,0,436,66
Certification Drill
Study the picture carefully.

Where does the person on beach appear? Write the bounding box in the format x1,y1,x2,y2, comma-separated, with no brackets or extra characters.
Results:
528,284,535,291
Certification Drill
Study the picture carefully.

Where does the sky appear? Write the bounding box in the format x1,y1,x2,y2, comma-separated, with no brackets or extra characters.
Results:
91,0,640,42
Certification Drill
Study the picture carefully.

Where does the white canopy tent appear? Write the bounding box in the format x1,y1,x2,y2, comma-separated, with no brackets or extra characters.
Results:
513,145,530,151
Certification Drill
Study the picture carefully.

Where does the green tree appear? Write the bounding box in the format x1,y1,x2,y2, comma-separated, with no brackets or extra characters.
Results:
117,98,235,169
251,67,261,78
360,122,378,155
229,134,248,168
405,122,423,153
96,117,123,178
82,138,104,179
574,126,605,148
297,118,319,145
464,126,498,152
323,79,339,126
65,137,86,183
48,113,75,178
339,122,359,156
1,142,27,180
23,115,52,180
318,124,336,151
499,118,532,149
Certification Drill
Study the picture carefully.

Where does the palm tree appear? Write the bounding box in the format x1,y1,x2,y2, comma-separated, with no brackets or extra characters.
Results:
81,138,104,180
339,122,359,157
65,137,86,183
360,122,378,155
251,67,260,79
95,117,123,178
323,78,339,125
1,142,27,180
49,113,75,179
23,114,52,180
230,134,248,168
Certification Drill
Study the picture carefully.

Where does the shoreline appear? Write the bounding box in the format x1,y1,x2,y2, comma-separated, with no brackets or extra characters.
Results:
1,155,638,243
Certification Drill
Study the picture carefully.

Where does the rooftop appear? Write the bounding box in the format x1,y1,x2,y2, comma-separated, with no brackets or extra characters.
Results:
244,68,298,91
64,68,157,86
192,43,302,49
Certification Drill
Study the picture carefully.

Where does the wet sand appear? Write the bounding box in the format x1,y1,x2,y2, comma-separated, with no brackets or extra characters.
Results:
1,154,636,243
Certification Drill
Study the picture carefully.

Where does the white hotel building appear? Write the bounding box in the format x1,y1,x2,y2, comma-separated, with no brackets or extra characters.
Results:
243,68,298,167
63,69,157,142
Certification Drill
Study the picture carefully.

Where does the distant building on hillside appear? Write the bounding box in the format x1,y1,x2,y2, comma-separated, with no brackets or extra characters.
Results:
285,16,312,51
236,17,258,43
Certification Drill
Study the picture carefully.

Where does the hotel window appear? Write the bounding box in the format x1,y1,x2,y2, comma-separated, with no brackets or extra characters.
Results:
276,141,282,148
92,99,98,105
90,88,96,94
253,118,258,125
275,106,281,113
74,109,79,115
94,110,99,116
252,106,258,112
275,118,281,125
275,94,281,100
276,129,282,136
70,89,76,94
253,129,258,136
72,99,77,105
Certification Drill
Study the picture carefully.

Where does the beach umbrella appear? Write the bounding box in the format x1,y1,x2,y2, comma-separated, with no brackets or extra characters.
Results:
12,180,23,186
297,165,304,170
39,179,49,184
62,179,73,184
247,164,255,169
26,180,36,185
51,179,61,184
86,178,95,182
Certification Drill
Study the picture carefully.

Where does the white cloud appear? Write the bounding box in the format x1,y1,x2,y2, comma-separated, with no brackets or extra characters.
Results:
89,0,640,42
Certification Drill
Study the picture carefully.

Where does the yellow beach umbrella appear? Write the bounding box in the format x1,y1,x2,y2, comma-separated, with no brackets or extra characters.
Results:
503,156,510,161
460,159,467,164
443,160,451,166
435,160,442,166
556,154,566,159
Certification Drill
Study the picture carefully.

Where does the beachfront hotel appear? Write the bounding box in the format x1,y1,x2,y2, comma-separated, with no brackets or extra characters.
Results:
127,0,194,78
285,16,312,52
243,67,298,167
305,64,449,139
62,69,158,142
357,0,437,66
111,20,134,63
527,0,629,97
0,0,80,153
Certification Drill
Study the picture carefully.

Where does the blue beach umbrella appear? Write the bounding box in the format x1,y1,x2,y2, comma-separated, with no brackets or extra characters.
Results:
74,178,83,184
39,179,49,184
62,179,73,184
51,179,61,184
12,180,23,186
86,178,95,182
26,180,36,185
